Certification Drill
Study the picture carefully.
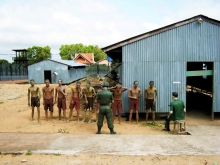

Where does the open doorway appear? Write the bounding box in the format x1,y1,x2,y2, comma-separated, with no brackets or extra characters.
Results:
186,62,213,119
44,70,51,83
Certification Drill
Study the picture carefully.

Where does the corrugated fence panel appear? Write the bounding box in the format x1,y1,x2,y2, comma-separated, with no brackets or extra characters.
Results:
121,61,186,113
213,62,220,112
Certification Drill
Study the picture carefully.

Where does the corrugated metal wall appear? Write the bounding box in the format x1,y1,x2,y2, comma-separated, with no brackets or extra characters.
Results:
121,20,220,113
121,62,186,113
213,62,220,112
28,60,86,84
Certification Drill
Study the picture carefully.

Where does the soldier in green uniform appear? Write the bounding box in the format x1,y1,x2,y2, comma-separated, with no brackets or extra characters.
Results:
96,81,116,134
163,92,186,131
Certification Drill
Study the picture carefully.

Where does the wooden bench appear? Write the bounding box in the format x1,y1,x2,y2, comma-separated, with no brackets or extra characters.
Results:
173,120,186,134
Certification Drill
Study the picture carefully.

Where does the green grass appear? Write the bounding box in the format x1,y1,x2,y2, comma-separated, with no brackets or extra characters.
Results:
26,150,32,155
54,153,61,156
0,102,3,104
140,122,163,127
57,128,69,133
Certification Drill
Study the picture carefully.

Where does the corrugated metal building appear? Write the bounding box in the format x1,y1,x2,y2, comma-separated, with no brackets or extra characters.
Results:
102,15,220,119
28,59,86,84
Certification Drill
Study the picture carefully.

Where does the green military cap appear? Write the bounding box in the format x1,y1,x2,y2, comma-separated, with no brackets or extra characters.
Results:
102,81,109,87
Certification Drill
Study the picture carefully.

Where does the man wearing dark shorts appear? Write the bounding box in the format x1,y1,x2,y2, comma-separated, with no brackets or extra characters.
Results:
144,81,158,124
55,79,67,122
82,81,96,123
28,79,41,123
128,81,142,124
42,79,55,121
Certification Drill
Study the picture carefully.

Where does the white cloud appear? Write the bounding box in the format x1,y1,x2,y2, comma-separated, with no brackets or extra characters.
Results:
0,0,220,63
142,23,160,31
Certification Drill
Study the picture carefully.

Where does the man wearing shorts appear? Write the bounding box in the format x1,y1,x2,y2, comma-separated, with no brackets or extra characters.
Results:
144,81,158,124
110,84,128,124
42,79,55,121
82,81,96,123
28,79,41,123
128,81,142,124
68,81,82,123
55,79,67,122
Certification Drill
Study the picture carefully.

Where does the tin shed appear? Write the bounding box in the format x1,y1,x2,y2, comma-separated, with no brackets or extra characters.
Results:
28,59,86,84
102,15,220,120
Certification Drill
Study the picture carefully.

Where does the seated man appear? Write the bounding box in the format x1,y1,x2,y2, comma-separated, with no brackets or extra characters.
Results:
164,92,186,131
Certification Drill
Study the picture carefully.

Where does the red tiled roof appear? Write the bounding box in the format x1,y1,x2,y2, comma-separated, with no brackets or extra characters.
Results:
74,53,95,64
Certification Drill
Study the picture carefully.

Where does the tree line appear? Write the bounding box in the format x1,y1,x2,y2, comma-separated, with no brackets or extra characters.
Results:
0,44,107,65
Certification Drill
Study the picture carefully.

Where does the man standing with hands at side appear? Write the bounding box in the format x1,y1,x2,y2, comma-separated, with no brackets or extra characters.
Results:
144,81,158,124
128,81,142,124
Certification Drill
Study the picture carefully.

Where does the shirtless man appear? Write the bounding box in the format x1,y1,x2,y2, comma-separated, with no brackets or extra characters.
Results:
42,79,55,121
28,79,41,123
144,81,158,124
82,81,96,123
95,83,103,123
68,81,82,123
110,84,128,124
55,79,67,122
128,81,142,124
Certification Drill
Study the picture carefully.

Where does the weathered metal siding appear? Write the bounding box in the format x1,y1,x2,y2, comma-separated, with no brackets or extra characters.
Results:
121,61,186,113
123,21,220,63
213,62,220,112
68,68,86,83
28,60,86,84
121,20,220,113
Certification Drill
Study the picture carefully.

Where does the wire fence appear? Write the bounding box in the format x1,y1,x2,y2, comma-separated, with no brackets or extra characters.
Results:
0,63,28,81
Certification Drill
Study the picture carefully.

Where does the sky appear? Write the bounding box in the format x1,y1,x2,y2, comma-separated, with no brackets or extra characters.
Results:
0,0,220,62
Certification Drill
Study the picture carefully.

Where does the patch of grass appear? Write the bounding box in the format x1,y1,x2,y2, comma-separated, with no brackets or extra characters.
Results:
99,78,103,81
54,153,61,156
57,128,69,133
0,102,3,104
26,150,32,156
140,122,163,127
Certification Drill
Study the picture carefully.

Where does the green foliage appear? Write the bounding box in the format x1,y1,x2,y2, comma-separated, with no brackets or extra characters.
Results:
26,150,32,155
0,102,3,104
0,59,10,64
54,153,61,156
59,43,107,61
27,46,51,64
57,128,69,133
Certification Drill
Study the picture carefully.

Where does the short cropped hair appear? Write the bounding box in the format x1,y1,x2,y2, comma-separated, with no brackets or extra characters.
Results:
86,81,91,85
76,81,81,85
149,81,154,84
30,79,34,82
133,81,138,84
45,79,50,82
172,92,178,97
58,79,62,82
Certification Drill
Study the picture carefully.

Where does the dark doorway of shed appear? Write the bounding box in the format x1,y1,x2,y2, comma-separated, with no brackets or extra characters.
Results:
44,70,51,83
186,62,213,120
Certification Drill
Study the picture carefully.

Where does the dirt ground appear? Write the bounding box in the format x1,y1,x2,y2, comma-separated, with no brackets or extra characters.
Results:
0,77,220,164
1,154,220,165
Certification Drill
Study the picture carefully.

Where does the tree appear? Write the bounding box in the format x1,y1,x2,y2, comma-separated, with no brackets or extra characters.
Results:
27,46,51,64
59,43,107,61
0,59,10,64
